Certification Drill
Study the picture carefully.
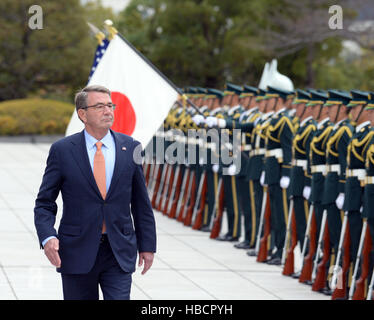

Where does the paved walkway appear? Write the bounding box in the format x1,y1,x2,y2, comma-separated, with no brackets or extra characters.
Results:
0,142,329,300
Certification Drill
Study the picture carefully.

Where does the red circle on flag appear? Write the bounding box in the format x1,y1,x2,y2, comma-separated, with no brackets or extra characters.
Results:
110,91,136,136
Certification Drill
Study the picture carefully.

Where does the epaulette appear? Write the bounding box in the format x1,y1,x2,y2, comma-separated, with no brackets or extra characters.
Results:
351,130,374,162
311,124,334,156
366,144,374,167
269,115,295,136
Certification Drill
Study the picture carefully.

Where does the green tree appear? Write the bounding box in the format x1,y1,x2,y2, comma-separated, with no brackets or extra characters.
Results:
0,0,115,102
117,0,268,89
117,0,374,91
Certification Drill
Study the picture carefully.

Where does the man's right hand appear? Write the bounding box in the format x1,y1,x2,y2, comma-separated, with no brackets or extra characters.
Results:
44,238,61,268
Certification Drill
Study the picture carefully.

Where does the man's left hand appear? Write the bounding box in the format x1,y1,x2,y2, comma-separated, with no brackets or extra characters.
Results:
138,252,154,275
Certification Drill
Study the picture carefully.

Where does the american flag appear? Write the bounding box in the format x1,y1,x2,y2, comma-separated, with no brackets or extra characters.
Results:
88,39,110,81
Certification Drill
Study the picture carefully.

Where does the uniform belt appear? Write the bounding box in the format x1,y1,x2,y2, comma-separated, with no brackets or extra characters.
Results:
365,176,374,185
346,169,366,181
242,144,252,151
250,148,265,156
292,159,307,170
311,165,326,174
265,148,283,159
326,164,341,175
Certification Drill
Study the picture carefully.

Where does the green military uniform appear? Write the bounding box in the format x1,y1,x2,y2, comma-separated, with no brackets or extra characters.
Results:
200,89,224,230
288,89,315,254
246,89,272,257
223,85,263,249
217,83,244,241
308,90,333,247
320,90,354,290
342,91,374,296
363,98,374,291
263,86,295,264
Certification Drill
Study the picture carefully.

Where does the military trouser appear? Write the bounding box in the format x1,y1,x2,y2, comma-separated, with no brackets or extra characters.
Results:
293,196,308,253
202,170,219,228
313,202,325,244
268,184,288,258
251,179,263,245
325,203,342,257
223,175,241,239
366,219,374,293
348,211,363,266
237,177,256,246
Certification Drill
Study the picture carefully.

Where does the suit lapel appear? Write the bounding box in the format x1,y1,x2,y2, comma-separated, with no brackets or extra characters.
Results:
70,131,102,199
106,130,132,200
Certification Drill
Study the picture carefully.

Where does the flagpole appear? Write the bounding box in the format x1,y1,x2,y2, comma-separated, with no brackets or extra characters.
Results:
114,32,202,115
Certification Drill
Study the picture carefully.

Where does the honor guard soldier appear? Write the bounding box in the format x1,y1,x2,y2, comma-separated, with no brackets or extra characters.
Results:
314,90,353,294
332,90,374,299
215,83,244,242
233,85,263,250
192,88,224,231
213,85,262,249
307,89,333,241
247,89,273,257
284,89,315,275
362,99,374,299
262,86,295,265
297,89,332,284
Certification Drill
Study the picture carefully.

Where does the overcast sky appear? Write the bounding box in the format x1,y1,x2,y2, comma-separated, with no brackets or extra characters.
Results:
81,0,131,13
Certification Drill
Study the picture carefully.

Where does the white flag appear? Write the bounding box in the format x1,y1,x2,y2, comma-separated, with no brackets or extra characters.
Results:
65,34,179,147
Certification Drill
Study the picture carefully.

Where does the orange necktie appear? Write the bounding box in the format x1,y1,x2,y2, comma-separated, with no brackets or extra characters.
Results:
93,141,106,233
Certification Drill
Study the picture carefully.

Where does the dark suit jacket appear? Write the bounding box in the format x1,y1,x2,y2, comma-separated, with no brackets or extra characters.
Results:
34,129,157,274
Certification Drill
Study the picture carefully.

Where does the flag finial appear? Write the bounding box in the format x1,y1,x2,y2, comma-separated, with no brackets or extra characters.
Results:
104,19,118,40
87,22,106,44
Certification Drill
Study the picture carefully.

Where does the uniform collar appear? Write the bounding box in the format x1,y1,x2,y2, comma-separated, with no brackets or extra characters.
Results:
333,118,346,130
300,116,313,128
274,107,286,116
263,111,274,120
211,107,222,115
317,117,329,129
356,121,371,133
247,106,258,115
239,109,251,122
228,105,241,116
287,109,296,117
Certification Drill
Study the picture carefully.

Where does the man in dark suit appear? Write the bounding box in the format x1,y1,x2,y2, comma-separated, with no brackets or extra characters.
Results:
34,85,157,300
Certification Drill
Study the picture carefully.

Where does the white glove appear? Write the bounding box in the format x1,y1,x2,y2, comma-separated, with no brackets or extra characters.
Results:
303,186,311,200
227,164,237,176
192,114,205,125
280,176,290,189
206,116,218,128
217,118,226,128
260,171,266,186
212,164,219,173
335,193,345,210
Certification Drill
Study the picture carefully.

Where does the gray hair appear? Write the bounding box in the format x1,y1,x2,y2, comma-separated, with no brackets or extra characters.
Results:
74,85,111,111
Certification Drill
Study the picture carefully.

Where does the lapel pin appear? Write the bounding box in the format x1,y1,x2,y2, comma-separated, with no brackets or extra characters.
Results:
122,147,127,151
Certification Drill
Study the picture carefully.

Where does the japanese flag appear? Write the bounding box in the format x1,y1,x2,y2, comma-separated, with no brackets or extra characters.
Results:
65,34,179,147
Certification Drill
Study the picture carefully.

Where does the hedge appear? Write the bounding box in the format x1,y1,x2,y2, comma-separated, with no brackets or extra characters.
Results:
0,98,75,135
